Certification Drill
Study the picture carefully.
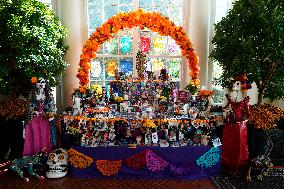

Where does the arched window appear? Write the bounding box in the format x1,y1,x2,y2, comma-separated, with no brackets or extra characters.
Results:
87,0,185,90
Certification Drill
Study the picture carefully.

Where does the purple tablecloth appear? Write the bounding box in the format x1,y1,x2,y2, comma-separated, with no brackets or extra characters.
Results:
69,146,221,179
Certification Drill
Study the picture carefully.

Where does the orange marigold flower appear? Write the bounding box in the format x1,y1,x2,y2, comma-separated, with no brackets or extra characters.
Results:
31,77,37,84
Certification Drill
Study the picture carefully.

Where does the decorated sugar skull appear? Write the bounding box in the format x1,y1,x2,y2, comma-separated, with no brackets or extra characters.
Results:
46,148,68,178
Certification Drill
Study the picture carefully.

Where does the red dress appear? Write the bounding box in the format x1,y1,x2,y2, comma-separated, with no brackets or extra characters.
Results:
222,96,250,174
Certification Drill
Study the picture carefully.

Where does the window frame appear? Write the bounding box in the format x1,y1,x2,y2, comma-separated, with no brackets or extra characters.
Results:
85,0,188,87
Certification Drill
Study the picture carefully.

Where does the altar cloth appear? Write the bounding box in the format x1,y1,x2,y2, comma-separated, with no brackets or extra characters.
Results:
69,145,221,180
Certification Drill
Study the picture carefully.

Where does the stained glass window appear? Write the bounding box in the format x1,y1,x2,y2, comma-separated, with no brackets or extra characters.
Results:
104,37,118,55
88,0,184,86
168,58,181,81
120,36,133,54
152,36,167,55
120,58,133,76
105,58,118,80
90,61,102,79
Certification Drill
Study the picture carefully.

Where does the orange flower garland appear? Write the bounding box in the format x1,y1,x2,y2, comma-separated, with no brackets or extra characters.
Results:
198,90,214,98
77,9,200,92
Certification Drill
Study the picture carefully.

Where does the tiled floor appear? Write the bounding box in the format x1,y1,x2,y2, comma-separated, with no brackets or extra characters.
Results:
0,172,216,189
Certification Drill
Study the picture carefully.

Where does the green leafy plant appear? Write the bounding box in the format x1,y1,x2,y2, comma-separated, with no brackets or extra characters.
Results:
0,0,68,96
184,83,199,95
210,0,284,105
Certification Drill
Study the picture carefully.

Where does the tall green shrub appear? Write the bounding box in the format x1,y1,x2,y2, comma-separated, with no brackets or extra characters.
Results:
211,0,284,104
0,0,68,96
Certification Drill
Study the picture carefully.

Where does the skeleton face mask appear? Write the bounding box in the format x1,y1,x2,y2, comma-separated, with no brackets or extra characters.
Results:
46,148,68,178
36,77,46,89
232,81,241,91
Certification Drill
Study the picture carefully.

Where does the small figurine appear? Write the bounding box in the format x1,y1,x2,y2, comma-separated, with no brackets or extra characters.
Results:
1,149,47,182
73,91,82,115
152,132,159,145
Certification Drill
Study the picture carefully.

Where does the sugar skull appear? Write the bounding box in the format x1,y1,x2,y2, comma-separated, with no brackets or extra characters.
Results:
46,148,68,178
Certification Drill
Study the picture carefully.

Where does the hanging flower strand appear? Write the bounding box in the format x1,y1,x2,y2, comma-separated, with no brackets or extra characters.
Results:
77,9,200,92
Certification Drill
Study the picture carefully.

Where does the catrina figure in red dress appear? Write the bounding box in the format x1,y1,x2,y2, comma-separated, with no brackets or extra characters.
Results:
222,74,252,174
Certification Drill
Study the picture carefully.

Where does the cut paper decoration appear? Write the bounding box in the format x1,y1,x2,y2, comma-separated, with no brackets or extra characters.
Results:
90,61,101,78
68,148,94,169
168,59,180,80
105,38,117,54
146,150,169,172
168,38,180,55
170,164,193,176
120,36,132,54
120,59,133,75
153,36,165,54
125,150,148,169
106,60,117,76
96,160,122,176
153,59,164,72
140,36,151,53
196,147,221,168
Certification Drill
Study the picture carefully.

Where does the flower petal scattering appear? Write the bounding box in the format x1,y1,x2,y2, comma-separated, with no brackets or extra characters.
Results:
77,9,200,92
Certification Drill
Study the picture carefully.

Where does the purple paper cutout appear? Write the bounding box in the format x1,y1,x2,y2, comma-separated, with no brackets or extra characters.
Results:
169,163,193,176
146,150,169,172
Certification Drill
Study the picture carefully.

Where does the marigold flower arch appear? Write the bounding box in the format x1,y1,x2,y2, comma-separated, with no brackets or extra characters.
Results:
77,9,200,92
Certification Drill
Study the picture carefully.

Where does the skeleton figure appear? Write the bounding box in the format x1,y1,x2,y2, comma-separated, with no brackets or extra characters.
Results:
46,148,68,178
24,77,53,156
35,77,46,98
73,92,82,115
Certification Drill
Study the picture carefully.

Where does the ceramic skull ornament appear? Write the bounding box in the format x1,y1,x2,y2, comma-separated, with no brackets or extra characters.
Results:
46,148,68,178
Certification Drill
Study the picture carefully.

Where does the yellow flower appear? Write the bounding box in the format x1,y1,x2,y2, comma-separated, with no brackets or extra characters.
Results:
114,96,124,102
